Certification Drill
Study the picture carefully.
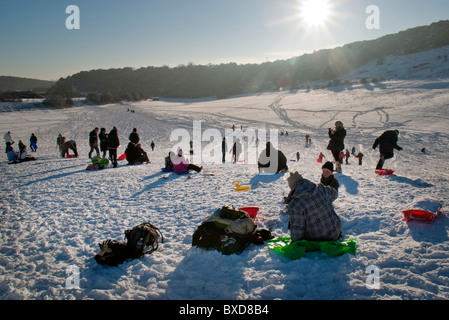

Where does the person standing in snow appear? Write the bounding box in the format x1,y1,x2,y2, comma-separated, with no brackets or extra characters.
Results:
4,131,14,152
222,137,227,163
327,121,346,173
88,127,100,159
99,128,108,158
107,127,120,168
320,161,340,190
230,139,242,163
286,171,341,242
150,141,155,151
29,133,38,152
372,130,403,170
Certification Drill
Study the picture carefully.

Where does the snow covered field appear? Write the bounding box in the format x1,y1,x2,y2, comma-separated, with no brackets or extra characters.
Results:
1,49,449,301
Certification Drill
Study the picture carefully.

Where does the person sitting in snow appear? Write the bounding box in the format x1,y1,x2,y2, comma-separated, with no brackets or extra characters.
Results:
172,147,202,174
125,142,149,165
286,171,341,242
372,130,403,170
164,151,175,171
258,141,288,174
320,161,340,190
6,142,18,163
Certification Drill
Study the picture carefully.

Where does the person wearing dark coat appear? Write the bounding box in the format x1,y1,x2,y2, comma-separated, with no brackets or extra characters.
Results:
88,127,100,159
327,121,346,172
372,130,403,170
320,161,340,190
258,142,288,174
29,133,38,152
99,128,108,158
107,127,120,167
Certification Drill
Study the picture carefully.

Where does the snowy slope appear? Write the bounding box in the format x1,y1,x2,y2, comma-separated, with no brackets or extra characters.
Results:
1,50,449,300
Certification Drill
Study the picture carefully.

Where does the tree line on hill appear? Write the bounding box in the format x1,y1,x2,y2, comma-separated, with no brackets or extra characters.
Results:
2,20,449,108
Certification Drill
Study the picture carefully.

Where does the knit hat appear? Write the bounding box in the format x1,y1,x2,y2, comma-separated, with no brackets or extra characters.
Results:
322,161,334,172
287,171,303,190
335,121,344,128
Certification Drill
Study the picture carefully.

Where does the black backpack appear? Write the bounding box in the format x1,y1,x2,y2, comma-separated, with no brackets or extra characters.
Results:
124,222,164,258
94,222,163,266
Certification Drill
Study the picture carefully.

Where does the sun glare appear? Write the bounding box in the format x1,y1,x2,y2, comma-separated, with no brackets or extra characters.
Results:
300,0,330,27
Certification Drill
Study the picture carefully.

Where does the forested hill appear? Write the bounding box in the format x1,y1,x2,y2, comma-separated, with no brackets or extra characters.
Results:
63,20,449,100
0,76,55,92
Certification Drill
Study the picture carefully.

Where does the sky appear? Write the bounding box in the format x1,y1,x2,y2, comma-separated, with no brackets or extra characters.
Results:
1,0,448,81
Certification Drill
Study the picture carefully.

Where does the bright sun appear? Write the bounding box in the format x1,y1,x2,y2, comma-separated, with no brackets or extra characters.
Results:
300,0,330,27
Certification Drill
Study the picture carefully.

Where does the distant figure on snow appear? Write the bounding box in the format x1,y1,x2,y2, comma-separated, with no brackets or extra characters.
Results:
30,133,38,152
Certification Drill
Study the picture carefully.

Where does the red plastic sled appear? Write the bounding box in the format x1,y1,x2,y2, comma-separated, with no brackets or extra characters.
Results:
376,169,395,175
402,209,440,224
118,153,126,160
238,206,260,220
66,154,76,158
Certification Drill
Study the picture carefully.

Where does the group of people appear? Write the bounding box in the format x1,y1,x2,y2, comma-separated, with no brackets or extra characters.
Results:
88,127,151,167
4,122,403,246
4,131,37,163
284,122,403,243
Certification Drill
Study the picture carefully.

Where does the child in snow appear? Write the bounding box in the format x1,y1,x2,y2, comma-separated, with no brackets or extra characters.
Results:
355,152,364,165
320,161,340,190
172,148,202,174
286,171,341,242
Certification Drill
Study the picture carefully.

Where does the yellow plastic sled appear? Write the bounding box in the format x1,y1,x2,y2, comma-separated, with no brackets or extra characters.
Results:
233,181,251,192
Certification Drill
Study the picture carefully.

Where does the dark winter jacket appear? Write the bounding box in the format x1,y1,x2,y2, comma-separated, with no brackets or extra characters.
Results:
89,130,98,147
372,130,402,158
99,131,108,150
327,127,346,152
107,130,120,149
287,178,341,242
320,174,340,190
258,142,288,174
